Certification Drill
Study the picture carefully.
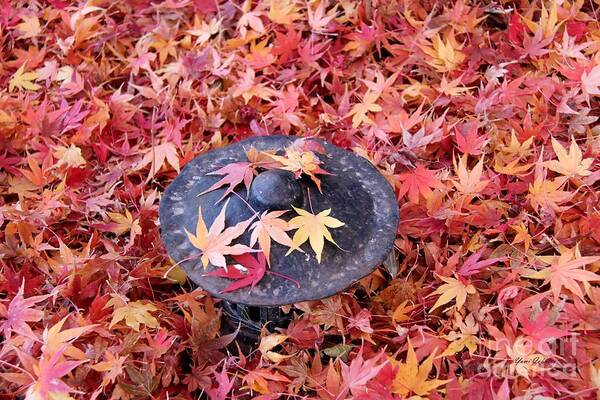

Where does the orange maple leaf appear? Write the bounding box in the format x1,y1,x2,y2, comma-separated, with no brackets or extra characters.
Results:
136,141,180,181
185,200,255,269
249,210,302,266
452,155,489,195
525,246,600,301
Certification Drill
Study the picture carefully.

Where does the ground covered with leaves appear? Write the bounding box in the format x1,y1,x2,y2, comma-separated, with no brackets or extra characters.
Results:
1,0,600,399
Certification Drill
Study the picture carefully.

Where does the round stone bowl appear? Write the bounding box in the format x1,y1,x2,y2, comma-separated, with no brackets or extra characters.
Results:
159,135,399,306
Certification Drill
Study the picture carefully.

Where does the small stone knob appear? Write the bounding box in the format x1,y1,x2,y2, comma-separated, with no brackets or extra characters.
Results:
249,170,303,212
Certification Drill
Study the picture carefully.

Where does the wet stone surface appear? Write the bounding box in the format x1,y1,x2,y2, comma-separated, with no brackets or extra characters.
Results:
159,135,399,306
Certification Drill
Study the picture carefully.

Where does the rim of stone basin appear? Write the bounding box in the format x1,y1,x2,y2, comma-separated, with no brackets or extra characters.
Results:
159,135,399,307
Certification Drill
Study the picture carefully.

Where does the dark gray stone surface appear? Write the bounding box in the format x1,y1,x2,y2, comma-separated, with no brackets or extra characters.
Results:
159,135,399,306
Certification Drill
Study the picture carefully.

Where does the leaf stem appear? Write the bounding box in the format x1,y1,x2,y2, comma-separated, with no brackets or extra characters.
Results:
267,270,301,288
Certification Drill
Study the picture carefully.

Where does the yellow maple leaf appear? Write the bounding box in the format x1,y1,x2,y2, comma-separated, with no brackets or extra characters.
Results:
0,110,15,128
493,158,533,176
428,274,477,312
527,176,573,213
9,64,41,92
391,340,450,397
439,75,472,96
286,207,344,263
150,38,179,65
136,141,180,181
232,68,276,103
108,298,159,331
421,31,465,72
452,155,489,195
16,15,42,39
522,1,560,39
440,314,479,357
346,91,382,128
546,137,593,178
107,209,142,237
501,130,534,158
245,38,276,67
268,0,300,25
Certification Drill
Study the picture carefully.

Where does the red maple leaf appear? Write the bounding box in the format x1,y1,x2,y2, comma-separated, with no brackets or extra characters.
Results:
205,253,268,293
0,152,21,175
205,253,299,293
454,122,488,155
517,310,570,353
395,164,445,203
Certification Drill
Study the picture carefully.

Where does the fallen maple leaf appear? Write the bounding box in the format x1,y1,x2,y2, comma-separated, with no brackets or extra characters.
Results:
347,91,382,128
517,309,570,352
440,313,479,357
452,155,489,195
91,351,128,386
428,275,477,312
268,0,300,25
205,364,236,400
205,252,299,293
185,199,255,269
237,4,265,38
198,161,255,201
242,367,291,395
581,64,600,100
392,301,417,324
198,147,281,201
136,141,180,181
546,137,593,178
339,349,387,398
42,315,96,360
455,123,488,155
205,253,268,293
421,31,466,72
16,15,42,39
493,158,534,176
267,149,331,192
249,210,301,265
25,346,88,400
458,249,505,277
54,144,86,168
259,333,290,363
106,209,142,235
391,340,450,397
0,282,49,341
527,176,573,213
525,246,600,301
107,297,160,331
394,164,445,203
511,221,533,252
286,207,344,263
307,1,336,33
8,64,41,92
